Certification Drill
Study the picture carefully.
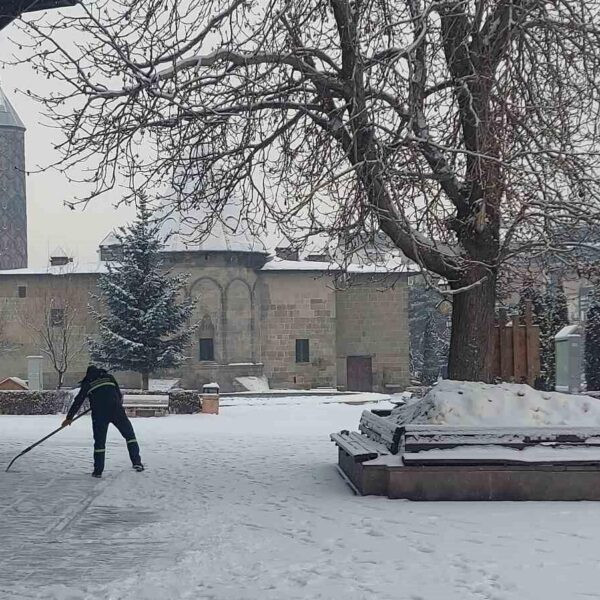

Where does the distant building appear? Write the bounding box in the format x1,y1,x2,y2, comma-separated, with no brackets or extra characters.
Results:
0,235,413,392
0,376,28,390
0,95,413,392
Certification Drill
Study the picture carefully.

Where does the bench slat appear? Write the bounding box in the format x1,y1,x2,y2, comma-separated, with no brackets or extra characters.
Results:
359,411,403,453
403,444,600,466
331,431,389,461
402,425,600,452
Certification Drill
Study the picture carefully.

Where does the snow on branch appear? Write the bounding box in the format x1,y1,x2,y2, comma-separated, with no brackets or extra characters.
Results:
9,0,600,290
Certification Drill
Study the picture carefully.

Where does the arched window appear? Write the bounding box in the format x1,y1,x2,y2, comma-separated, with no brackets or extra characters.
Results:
199,315,215,362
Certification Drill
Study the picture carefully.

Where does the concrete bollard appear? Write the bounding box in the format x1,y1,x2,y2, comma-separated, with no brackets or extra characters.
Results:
202,383,220,415
27,356,44,391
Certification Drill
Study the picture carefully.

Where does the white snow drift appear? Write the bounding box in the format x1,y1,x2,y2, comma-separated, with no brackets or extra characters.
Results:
391,380,600,427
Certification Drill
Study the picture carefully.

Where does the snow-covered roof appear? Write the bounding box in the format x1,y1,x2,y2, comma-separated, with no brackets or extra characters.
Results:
0,376,28,389
555,324,582,340
260,257,418,274
0,252,417,277
99,231,120,247
163,221,267,254
0,85,24,131
159,203,268,255
50,246,69,258
0,262,108,276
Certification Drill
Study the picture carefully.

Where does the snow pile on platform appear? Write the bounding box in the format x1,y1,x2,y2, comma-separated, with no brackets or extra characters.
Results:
235,375,270,392
390,380,600,427
148,378,179,392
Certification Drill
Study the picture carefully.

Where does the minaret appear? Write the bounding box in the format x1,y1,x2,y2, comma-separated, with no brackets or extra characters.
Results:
0,85,27,270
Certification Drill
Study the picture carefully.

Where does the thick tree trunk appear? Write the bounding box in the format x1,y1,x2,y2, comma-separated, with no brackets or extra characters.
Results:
141,371,149,391
447,272,497,382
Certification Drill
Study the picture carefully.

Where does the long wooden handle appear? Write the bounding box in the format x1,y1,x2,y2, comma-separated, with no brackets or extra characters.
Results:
5,407,92,472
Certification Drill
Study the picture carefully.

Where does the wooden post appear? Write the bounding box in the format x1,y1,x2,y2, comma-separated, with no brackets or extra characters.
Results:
492,299,540,385
524,300,540,386
498,309,513,381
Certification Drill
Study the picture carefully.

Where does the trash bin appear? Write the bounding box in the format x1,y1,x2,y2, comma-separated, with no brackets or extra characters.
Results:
202,383,220,415
555,324,583,394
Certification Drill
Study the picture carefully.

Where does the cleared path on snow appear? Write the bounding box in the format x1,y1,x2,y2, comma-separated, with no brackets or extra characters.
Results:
1,403,600,599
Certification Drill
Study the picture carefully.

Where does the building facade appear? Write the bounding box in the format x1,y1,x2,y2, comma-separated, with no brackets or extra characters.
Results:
0,93,410,393
0,246,411,392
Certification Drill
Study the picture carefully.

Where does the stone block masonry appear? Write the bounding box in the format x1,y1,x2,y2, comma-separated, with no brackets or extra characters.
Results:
258,273,337,389
336,276,410,391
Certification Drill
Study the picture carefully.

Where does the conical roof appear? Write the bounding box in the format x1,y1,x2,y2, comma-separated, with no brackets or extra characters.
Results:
0,85,25,130
160,202,267,254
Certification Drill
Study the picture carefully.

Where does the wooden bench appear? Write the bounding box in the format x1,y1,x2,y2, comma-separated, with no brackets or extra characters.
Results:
330,430,390,462
358,410,403,453
401,425,600,466
402,425,600,451
123,394,169,417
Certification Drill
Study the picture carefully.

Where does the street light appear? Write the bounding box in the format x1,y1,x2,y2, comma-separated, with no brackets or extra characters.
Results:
435,278,452,316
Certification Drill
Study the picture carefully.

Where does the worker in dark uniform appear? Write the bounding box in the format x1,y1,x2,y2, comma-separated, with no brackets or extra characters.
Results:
62,365,144,478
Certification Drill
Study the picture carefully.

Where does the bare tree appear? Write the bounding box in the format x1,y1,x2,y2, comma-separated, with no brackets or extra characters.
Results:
18,275,89,388
12,0,600,380
0,299,17,357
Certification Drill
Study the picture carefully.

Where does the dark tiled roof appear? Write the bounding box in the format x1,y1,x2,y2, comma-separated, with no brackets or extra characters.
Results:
0,0,76,31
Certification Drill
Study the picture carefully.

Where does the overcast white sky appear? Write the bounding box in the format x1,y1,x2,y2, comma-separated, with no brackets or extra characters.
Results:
0,26,136,268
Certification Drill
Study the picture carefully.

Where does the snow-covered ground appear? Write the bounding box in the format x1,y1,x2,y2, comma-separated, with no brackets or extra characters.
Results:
2,398,600,600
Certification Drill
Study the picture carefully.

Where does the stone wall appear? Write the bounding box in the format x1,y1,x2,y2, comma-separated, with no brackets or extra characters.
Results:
0,250,411,393
335,275,410,392
0,272,99,386
173,362,264,393
258,273,337,389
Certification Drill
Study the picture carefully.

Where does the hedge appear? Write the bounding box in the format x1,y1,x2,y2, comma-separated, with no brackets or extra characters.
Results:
0,390,73,415
168,390,201,414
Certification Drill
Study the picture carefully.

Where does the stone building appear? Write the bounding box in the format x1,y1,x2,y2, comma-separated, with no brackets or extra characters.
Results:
0,240,412,392
0,92,411,392
0,85,27,270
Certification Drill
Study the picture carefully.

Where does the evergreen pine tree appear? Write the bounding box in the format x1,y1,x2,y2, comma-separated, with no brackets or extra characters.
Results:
89,199,196,389
519,281,568,390
542,283,569,390
421,314,440,384
585,291,600,391
408,279,450,382
518,284,544,320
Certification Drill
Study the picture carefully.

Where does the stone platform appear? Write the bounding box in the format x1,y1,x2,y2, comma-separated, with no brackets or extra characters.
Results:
333,415,600,501
337,447,600,500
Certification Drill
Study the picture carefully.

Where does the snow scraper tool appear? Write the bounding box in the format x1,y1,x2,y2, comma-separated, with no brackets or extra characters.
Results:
5,408,91,472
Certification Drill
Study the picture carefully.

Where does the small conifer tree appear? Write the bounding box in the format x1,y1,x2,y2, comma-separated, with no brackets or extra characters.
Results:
90,199,195,389
585,291,600,391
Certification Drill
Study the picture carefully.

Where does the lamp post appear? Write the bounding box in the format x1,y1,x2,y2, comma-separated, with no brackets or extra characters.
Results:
435,279,452,316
